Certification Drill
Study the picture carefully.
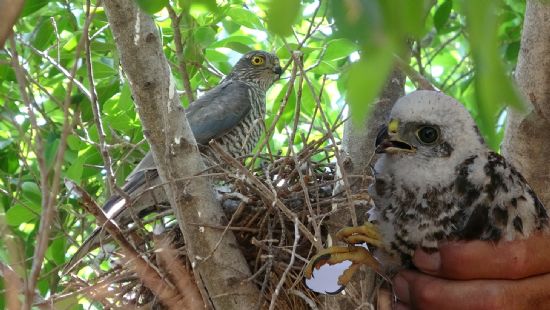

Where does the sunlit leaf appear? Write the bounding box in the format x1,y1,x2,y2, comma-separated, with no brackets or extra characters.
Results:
227,7,264,30
434,0,453,33
266,0,301,37
347,51,394,125
324,38,359,61
463,0,524,150
32,19,56,50
45,237,66,265
44,132,60,171
134,0,168,14
6,204,39,226
21,0,49,17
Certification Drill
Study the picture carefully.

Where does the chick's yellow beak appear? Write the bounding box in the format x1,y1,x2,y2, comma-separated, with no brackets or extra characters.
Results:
375,119,416,154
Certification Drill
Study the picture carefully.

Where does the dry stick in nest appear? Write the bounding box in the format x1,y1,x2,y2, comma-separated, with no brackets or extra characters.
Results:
153,232,204,309
285,45,357,227
209,141,320,249
64,180,187,309
269,217,300,310
262,162,287,247
259,216,276,307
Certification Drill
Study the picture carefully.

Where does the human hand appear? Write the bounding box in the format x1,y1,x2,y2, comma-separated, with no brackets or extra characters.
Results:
393,232,550,310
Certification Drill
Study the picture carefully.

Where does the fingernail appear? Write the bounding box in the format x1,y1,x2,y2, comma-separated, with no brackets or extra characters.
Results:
393,274,409,303
413,249,441,273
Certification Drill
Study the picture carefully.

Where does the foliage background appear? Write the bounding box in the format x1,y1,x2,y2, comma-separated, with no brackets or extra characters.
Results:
0,0,527,308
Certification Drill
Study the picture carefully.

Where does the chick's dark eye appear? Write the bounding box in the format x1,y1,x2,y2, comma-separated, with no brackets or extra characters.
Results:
416,126,439,144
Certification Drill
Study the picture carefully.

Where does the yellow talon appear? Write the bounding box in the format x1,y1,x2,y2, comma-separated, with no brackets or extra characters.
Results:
304,223,383,293
336,222,383,247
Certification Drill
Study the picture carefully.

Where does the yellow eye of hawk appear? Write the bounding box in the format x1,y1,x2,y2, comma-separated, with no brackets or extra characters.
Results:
251,55,265,66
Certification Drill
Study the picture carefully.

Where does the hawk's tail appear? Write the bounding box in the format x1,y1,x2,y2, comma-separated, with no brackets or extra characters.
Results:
63,228,103,275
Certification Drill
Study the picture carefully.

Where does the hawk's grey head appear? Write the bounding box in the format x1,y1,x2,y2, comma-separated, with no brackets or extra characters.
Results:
374,90,486,189
226,50,283,91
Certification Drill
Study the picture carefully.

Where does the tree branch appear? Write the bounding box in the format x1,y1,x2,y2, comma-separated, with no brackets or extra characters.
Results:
502,0,550,206
101,1,260,308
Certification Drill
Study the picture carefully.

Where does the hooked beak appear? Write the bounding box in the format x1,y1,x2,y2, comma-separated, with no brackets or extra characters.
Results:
273,65,283,76
375,120,416,154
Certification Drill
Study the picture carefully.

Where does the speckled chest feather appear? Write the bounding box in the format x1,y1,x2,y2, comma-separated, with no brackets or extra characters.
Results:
216,85,265,158
370,151,548,270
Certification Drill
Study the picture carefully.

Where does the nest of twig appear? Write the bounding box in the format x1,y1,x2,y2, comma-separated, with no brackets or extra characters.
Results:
61,128,372,309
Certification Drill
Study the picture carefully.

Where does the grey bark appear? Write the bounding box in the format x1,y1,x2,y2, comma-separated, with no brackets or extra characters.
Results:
102,1,260,309
502,0,550,207
322,69,405,309
342,68,406,182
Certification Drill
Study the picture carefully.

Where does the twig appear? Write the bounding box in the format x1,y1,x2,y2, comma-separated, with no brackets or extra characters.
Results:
289,289,319,310
65,180,186,309
18,40,92,101
286,51,304,156
210,141,320,248
167,4,194,103
154,232,206,309
394,55,436,91
289,42,358,227
268,217,299,310
201,201,246,262
445,68,474,91
426,30,463,67
259,216,275,307
441,53,470,91
9,28,81,308
83,0,124,199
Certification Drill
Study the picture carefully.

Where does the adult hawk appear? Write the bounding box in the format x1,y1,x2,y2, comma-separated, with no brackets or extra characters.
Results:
65,50,282,273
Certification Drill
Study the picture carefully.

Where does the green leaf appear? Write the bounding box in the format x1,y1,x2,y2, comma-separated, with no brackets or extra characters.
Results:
225,42,253,54
324,38,359,61
0,150,18,174
96,78,120,104
66,135,83,151
44,132,60,171
46,237,66,265
32,20,55,50
401,0,427,38
0,64,16,81
66,155,85,182
434,0,453,33
347,51,394,126
210,35,257,49
266,0,301,37
505,41,520,61
464,0,524,150
6,204,39,226
135,0,168,14
92,61,117,79
190,0,218,18
21,0,49,17
226,7,264,30
195,27,216,47
312,60,340,75
0,138,13,150
22,182,42,207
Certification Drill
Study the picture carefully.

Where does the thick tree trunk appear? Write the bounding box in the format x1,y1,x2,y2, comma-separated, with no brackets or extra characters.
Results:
502,0,550,207
102,1,260,309
322,68,405,309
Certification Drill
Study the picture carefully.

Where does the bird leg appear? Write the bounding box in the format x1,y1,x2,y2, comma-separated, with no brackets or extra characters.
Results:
335,222,383,247
304,222,382,289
